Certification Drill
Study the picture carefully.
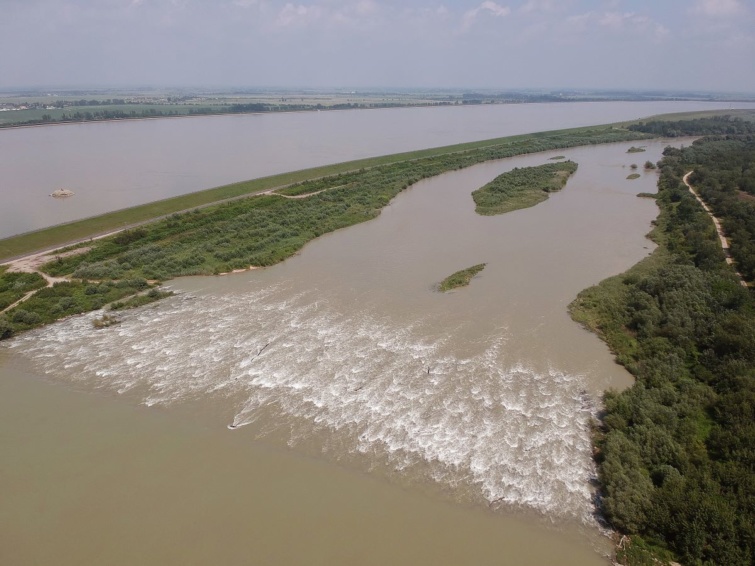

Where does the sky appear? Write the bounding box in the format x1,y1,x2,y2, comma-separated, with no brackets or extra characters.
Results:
1,0,754,92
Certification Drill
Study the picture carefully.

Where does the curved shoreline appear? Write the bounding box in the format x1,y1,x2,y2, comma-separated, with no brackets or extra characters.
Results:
0,124,651,262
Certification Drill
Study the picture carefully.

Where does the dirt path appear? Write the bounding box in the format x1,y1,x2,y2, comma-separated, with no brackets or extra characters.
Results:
0,248,86,314
0,179,351,315
683,171,748,287
262,183,349,199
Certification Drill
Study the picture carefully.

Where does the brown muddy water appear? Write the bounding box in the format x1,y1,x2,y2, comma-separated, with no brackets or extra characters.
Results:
1,140,679,564
1,100,751,239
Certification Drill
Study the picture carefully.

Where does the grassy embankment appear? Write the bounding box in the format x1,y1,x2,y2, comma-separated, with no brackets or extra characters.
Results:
569,115,755,565
472,160,578,215
0,126,645,262
437,264,486,292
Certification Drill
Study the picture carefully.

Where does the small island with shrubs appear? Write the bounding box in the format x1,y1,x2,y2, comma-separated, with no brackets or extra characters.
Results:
472,161,578,215
626,146,646,153
437,263,486,292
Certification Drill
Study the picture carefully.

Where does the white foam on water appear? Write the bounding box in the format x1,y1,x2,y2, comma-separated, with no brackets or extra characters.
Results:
7,285,598,523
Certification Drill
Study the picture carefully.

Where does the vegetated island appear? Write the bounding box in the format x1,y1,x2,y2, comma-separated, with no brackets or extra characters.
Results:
626,146,646,153
626,173,641,180
548,155,566,160
0,127,641,339
472,161,578,215
437,264,486,292
570,114,755,565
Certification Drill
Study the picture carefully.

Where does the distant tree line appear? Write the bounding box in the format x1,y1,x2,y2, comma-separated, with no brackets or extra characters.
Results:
629,115,755,137
0,101,456,128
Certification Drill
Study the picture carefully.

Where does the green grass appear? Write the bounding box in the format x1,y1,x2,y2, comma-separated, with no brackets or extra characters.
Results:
627,173,641,180
0,267,47,311
548,155,566,160
437,264,486,292
472,160,578,215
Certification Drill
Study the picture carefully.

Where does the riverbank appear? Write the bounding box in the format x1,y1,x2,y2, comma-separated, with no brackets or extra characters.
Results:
0,100,456,131
0,124,650,262
569,116,755,564
0,124,651,339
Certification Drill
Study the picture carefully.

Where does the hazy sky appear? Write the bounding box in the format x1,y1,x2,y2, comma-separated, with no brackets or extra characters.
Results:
2,0,754,92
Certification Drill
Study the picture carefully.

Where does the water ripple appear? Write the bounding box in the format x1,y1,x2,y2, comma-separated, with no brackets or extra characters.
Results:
8,285,598,522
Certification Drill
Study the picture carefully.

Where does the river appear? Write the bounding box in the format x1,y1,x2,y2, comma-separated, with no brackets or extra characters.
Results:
2,100,754,239
1,130,686,564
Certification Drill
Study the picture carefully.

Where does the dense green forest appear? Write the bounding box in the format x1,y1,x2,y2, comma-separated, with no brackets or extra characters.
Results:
628,114,755,137
571,116,755,565
471,160,578,215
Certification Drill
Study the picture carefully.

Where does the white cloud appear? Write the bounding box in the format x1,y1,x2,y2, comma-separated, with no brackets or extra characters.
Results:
355,0,377,15
270,1,388,30
692,0,746,17
276,3,323,27
460,1,510,33
559,10,668,42
563,11,592,33
519,0,560,14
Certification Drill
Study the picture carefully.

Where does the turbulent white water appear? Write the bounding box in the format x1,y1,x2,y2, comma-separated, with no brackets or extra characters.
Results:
5,139,676,530
8,282,598,522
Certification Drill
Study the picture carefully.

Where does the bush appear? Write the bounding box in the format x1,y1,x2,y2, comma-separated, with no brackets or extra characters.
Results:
11,309,42,325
